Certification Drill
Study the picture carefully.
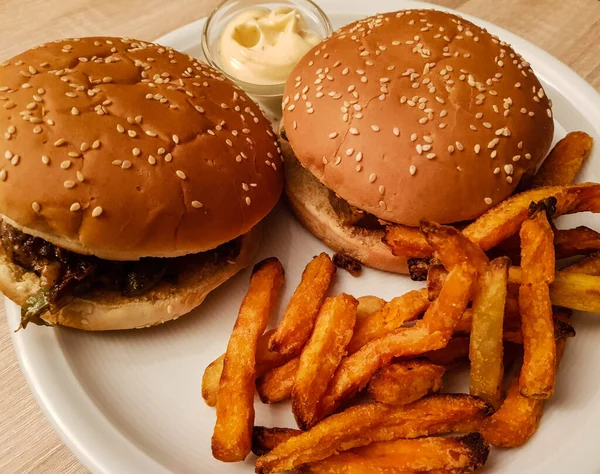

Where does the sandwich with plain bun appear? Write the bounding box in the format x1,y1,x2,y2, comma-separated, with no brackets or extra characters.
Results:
0,37,283,330
280,9,554,273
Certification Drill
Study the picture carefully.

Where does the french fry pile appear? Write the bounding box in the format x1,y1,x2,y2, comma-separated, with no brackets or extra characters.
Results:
203,130,597,473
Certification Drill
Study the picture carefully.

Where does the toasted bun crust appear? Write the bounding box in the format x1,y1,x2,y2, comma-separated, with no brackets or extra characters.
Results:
283,9,554,226
0,37,282,260
0,226,261,330
281,138,408,274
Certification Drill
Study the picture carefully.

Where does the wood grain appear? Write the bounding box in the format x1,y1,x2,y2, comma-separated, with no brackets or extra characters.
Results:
0,0,599,472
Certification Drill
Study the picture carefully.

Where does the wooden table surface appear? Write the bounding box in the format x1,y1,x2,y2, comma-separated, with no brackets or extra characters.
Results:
1,0,599,472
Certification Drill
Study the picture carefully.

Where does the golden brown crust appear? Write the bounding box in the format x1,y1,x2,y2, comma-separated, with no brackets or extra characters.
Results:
0,225,261,330
283,10,554,226
0,37,282,260
282,138,408,274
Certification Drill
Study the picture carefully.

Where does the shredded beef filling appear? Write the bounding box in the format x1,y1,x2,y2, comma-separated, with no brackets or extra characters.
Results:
0,221,241,328
327,191,386,230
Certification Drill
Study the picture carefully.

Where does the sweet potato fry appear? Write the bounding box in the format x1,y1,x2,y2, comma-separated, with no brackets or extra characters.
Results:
421,220,489,275
356,296,387,320
212,258,284,462
252,427,301,456
320,263,475,419
463,183,600,252
561,252,600,275
298,433,489,474
202,355,224,407
469,257,510,409
481,337,570,447
257,357,299,404
510,266,600,312
269,253,335,356
368,360,445,406
386,184,600,260
554,226,600,258
347,289,430,354
383,224,433,258
421,336,471,366
426,262,447,301
293,294,358,430
202,328,291,407
519,209,556,399
254,394,493,474
256,293,428,405
531,131,593,188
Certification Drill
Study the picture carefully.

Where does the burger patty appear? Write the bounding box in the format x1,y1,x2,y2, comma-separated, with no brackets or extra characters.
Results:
0,221,241,327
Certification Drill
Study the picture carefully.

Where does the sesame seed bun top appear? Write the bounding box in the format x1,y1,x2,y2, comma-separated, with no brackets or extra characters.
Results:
282,9,554,226
0,37,283,260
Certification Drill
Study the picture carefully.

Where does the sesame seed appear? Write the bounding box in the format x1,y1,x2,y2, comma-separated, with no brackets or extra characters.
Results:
176,170,186,180
112,160,122,166
409,165,417,175
484,197,493,205
10,155,19,166
547,109,552,118
71,107,80,116
64,180,75,189
455,141,464,151
346,148,354,156
165,153,173,162
69,203,81,212
61,160,71,169
158,148,166,155
245,197,252,206
41,155,49,165
393,127,400,136
418,117,428,124
33,126,42,134
369,173,377,183
54,138,65,147
4,151,12,159
92,206,103,217
525,153,532,160
76,171,84,182
132,147,141,156
356,152,363,162
371,125,380,132
426,153,436,159
410,133,418,142
32,202,41,213
92,140,100,149
0,170,6,181
488,138,500,149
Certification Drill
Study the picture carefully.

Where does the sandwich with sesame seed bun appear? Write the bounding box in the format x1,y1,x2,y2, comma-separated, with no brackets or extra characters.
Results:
0,37,283,330
280,9,554,273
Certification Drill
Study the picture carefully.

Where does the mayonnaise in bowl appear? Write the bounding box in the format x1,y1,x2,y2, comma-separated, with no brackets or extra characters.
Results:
218,7,322,85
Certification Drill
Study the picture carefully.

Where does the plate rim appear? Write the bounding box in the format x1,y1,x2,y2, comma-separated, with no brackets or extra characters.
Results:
8,1,600,473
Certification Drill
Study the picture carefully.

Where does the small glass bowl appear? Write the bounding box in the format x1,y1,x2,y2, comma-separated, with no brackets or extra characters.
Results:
201,0,333,105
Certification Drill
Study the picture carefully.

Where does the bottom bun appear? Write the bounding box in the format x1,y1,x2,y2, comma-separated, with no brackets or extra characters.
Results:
282,140,408,274
0,226,261,331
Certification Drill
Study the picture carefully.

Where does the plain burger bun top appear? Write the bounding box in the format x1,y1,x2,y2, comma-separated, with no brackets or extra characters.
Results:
0,37,283,260
283,9,554,226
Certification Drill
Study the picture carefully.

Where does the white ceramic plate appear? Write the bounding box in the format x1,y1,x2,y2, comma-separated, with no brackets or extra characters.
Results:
7,1,600,473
